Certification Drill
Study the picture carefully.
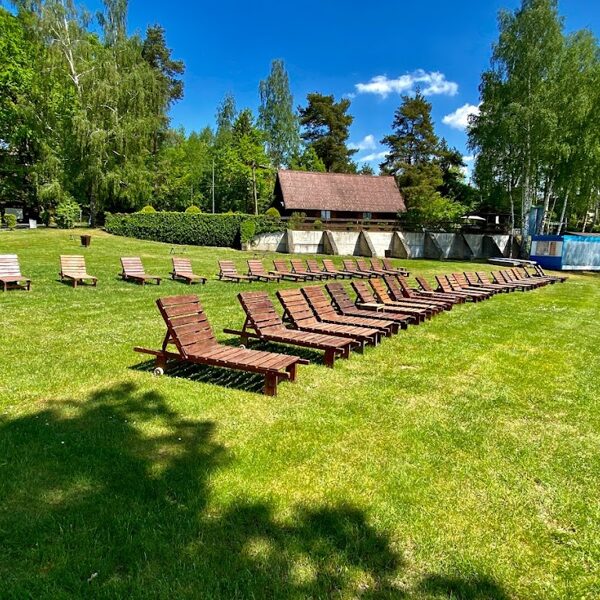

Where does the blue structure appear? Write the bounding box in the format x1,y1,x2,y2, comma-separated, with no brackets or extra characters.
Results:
531,234,600,271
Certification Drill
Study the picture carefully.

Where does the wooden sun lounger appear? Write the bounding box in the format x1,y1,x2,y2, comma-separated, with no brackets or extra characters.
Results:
223,291,355,367
326,282,414,328
306,259,336,279
370,279,435,318
277,288,381,350
271,260,308,281
477,271,524,292
342,259,374,279
218,260,254,282
290,259,325,280
385,275,451,311
120,257,161,285
381,258,409,276
497,269,538,289
464,271,512,293
59,255,97,287
356,258,384,278
414,275,466,303
247,260,281,282
531,264,567,283
396,274,464,305
0,254,31,291
170,257,206,284
451,273,497,297
322,259,353,279
435,275,487,302
511,267,550,287
134,295,304,396
351,280,426,323
301,285,397,336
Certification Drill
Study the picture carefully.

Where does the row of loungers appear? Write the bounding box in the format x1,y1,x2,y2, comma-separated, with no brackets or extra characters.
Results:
135,268,565,396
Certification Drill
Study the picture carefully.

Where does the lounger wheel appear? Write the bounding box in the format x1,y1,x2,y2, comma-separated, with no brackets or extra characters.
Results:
239,344,246,349
153,367,164,377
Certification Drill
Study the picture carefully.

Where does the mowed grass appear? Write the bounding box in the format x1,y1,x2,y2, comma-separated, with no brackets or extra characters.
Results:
0,228,599,599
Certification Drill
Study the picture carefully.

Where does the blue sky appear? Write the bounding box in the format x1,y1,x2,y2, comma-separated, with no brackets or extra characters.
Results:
32,1,600,168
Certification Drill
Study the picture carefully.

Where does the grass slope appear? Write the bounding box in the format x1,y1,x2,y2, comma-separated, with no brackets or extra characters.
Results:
0,228,599,599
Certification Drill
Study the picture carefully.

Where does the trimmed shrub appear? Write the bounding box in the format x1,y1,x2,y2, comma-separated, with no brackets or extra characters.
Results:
104,212,284,249
3,213,17,229
185,205,202,214
313,219,323,231
55,198,80,229
288,211,306,230
265,207,280,219
139,205,156,213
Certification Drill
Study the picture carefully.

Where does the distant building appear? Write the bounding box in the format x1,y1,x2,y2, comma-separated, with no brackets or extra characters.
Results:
531,233,600,271
273,170,406,220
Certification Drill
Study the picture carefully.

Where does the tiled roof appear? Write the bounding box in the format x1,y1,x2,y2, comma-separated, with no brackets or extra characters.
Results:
277,170,406,213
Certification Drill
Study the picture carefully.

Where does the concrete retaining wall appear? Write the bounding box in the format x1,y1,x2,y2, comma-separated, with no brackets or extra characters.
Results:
243,231,287,252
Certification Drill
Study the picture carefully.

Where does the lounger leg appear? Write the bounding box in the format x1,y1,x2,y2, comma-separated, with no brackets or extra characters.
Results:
264,373,278,396
324,349,336,368
155,354,167,372
286,363,298,383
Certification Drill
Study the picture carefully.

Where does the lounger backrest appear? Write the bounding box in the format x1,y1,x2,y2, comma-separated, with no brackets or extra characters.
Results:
356,259,371,272
219,260,240,276
247,260,266,275
535,265,546,276
452,273,469,287
60,255,87,275
306,259,322,273
391,275,415,298
273,260,291,273
381,259,395,271
301,286,337,319
382,275,403,300
447,275,464,291
491,270,507,283
325,282,355,310
0,254,22,277
415,276,433,292
276,289,319,326
352,280,377,304
156,295,216,358
238,291,284,332
290,259,308,273
173,257,193,274
476,272,492,285
322,259,338,273
501,270,516,282
464,272,479,286
514,268,528,280
370,258,383,271
342,259,357,271
370,279,393,303
121,257,145,276
435,275,453,293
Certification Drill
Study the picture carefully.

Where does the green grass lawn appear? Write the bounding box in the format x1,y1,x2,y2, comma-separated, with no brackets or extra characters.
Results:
1,228,599,599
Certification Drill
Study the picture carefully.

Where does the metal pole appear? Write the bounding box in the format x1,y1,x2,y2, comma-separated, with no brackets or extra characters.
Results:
212,158,215,214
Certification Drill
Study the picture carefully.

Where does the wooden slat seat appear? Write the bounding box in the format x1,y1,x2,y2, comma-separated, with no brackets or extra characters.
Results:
356,258,383,278
394,273,463,305
301,285,398,335
171,257,206,284
322,259,353,279
351,280,426,323
271,260,307,281
415,275,468,302
435,275,486,301
120,257,161,285
134,294,303,395
451,273,497,297
223,291,356,367
511,267,549,287
342,259,374,279
494,270,536,290
384,275,451,311
247,260,281,282
325,282,414,328
277,288,381,349
381,258,409,276
218,260,254,282
464,271,512,293
290,259,326,280
476,271,522,292
0,254,31,292
59,255,98,287
369,279,434,319
306,259,336,279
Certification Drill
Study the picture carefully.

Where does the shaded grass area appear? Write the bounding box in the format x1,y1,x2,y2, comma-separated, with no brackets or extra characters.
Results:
0,228,599,598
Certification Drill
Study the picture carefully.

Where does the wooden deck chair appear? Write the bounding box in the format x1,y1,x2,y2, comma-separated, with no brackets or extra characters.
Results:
370,279,434,319
270,260,307,281
170,257,206,285
477,271,524,292
488,271,528,291
435,275,485,302
120,257,161,285
451,273,496,297
356,258,383,277
223,291,356,367
218,260,254,282
301,285,397,336
499,269,539,289
290,259,325,280
351,280,426,323
306,259,336,279
414,275,465,302
247,260,281,282
532,264,567,283
322,259,353,279
277,288,381,350
464,271,512,293
381,258,409,276
134,295,304,396
342,259,373,278
0,254,31,291
59,255,97,287
385,275,452,311
511,267,549,287
326,282,413,328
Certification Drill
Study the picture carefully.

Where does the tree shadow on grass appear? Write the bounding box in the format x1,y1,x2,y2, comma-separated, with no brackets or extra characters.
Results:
418,573,510,600
0,382,403,597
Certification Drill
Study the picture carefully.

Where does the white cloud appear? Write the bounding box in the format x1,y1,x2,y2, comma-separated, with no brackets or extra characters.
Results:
462,154,475,163
349,134,377,151
442,104,480,130
357,150,389,163
355,70,458,98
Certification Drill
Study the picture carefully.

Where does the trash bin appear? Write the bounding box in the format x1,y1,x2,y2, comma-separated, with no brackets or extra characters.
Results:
81,234,92,247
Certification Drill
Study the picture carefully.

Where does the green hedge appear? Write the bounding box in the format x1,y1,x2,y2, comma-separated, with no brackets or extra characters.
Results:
104,212,283,248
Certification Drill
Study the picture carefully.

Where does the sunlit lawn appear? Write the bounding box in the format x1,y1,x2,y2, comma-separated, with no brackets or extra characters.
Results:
1,228,598,599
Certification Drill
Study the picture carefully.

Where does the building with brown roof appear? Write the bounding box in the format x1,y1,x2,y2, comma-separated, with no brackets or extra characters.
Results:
273,170,406,221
